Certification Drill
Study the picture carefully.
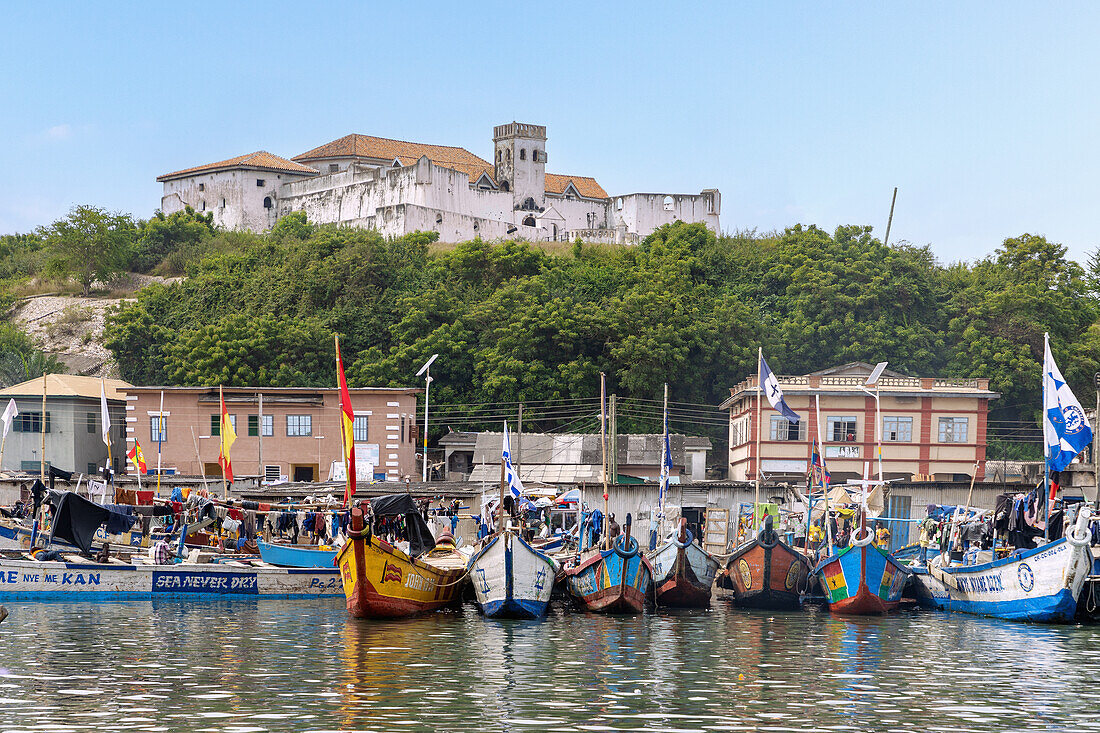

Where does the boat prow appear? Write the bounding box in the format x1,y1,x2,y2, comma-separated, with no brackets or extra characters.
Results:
718,528,811,611
649,519,719,608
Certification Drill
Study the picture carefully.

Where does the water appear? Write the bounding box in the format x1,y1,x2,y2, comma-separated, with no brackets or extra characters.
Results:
0,598,1099,732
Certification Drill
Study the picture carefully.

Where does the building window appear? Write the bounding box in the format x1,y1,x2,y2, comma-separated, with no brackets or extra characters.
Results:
287,414,312,437
263,197,272,209
248,415,259,437
199,183,205,192
496,150,501,163
221,198,226,208
353,416,369,442
827,416,857,443
262,414,273,436
200,200,206,211
329,164,339,173
257,179,265,187
938,417,969,443
86,412,97,434
769,416,804,441
520,148,526,161
210,414,236,436
150,416,167,443
883,416,912,442
731,416,750,446
14,412,50,433
88,462,98,475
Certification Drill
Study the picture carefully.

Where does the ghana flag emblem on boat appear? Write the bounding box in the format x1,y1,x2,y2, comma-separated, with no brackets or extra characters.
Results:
824,564,847,602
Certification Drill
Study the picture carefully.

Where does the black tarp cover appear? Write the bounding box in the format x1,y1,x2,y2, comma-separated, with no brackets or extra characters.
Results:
49,492,110,555
368,493,435,557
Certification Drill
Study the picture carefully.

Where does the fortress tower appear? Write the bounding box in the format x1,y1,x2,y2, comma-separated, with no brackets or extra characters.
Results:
493,122,546,212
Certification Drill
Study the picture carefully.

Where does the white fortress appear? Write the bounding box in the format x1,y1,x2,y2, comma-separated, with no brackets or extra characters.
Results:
157,123,720,243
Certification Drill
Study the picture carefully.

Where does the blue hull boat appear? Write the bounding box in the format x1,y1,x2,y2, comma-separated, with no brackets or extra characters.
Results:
257,540,337,568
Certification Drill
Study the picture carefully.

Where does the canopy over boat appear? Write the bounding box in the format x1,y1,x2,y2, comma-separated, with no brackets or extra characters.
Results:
366,493,435,557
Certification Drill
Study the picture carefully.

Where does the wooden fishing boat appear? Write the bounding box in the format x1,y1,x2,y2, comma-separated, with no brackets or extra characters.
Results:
336,495,467,619
0,549,341,598
716,517,811,610
649,518,719,608
467,528,557,619
566,515,654,613
814,527,911,614
257,539,337,568
912,509,1093,623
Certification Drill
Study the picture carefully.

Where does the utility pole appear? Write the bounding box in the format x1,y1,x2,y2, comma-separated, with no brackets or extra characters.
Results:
516,402,523,473
1094,372,1099,510
609,394,618,483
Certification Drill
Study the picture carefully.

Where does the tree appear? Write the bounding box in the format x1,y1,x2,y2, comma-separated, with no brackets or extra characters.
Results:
39,206,136,295
0,324,66,388
132,206,215,272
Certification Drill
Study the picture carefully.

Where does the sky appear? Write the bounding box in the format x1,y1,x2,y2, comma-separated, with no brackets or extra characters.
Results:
2,1,1098,264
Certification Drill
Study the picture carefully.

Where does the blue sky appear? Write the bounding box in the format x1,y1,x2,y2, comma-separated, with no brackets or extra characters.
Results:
2,2,1098,263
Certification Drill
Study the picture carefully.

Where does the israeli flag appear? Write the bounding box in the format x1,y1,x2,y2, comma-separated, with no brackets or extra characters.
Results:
1044,336,1093,472
760,353,799,423
502,422,525,498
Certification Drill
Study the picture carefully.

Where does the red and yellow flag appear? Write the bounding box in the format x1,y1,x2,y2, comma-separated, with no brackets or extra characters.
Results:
127,441,148,474
218,387,237,484
336,336,356,505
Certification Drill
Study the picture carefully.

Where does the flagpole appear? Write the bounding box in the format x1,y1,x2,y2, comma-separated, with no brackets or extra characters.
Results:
190,426,209,492
601,371,609,548
1044,332,1051,542
499,423,508,534
41,373,47,482
220,385,228,501
156,390,164,497
258,392,265,485
755,347,762,531
658,382,668,543
335,336,350,506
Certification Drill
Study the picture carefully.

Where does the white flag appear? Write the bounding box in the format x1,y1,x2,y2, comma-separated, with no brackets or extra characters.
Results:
1043,335,1093,471
100,380,111,448
1,399,17,440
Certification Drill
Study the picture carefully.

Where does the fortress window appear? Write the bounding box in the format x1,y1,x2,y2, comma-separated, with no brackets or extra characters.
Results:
520,148,526,161
616,197,624,211
663,195,673,211
257,179,265,187
436,213,443,225
198,183,204,192
329,164,339,173
523,216,536,227
200,200,206,211
221,198,226,208
500,181,510,192
263,197,272,209
497,150,502,163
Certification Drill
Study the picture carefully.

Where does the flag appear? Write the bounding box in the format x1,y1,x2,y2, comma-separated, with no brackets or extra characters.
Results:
502,422,525,498
100,380,111,448
218,389,237,483
336,335,356,504
1044,336,1093,472
127,442,148,474
1,399,17,441
760,353,799,423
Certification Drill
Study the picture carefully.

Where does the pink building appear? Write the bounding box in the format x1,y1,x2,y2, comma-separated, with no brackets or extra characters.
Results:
120,386,421,483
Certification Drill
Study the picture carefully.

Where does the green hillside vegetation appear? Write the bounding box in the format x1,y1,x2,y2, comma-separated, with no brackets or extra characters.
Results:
4,205,1099,460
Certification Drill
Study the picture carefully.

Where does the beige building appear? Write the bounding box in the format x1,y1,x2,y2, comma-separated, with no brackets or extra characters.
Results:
121,386,420,483
719,363,999,483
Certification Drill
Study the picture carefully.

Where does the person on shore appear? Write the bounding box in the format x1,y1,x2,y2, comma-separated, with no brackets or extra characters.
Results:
875,521,891,549
608,513,621,539
918,505,938,565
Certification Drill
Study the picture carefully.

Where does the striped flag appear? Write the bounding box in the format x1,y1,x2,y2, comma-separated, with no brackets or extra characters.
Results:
502,422,524,498
336,335,356,505
127,441,148,474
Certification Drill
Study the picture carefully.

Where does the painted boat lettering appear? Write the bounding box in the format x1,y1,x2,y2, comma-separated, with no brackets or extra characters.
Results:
153,572,257,593
404,571,436,592
956,573,1005,594
2,570,101,585
307,577,340,589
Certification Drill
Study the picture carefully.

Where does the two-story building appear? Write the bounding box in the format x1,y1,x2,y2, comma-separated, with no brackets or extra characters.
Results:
120,386,421,483
720,362,999,483
0,375,128,477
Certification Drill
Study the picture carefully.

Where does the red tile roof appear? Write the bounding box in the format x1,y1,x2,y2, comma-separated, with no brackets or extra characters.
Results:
294,133,491,171
544,173,608,199
157,151,318,182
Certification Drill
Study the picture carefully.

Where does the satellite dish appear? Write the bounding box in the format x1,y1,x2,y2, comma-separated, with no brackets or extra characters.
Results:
415,354,439,377
865,361,889,386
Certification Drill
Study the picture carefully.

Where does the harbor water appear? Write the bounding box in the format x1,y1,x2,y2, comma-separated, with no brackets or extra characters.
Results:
1,598,1099,732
